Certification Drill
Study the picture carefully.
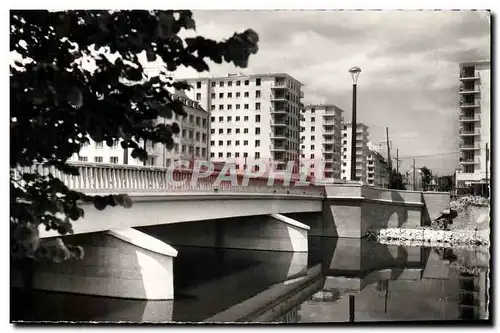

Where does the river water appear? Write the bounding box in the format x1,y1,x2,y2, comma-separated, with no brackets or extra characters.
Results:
11,236,491,323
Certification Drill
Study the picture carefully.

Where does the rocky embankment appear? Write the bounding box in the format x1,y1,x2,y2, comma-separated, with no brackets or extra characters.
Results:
368,195,490,250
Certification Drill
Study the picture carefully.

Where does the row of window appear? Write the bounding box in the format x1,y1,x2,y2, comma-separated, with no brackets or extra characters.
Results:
180,130,207,142
172,144,207,157
210,139,261,147
210,151,257,158
210,102,261,111
179,115,207,127
212,127,261,135
210,115,262,123
78,156,119,163
197,90,262,101
195,78,260,89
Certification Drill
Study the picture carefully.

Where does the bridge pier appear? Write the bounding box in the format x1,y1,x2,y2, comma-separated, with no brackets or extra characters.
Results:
140,214,310,252
12,228,178,300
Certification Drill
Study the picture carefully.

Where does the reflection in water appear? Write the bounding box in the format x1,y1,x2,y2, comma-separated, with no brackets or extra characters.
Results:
11,235,490,323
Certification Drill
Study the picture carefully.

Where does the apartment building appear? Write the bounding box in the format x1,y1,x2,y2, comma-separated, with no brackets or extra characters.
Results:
300,104,344,180
456,60,491,188
340,122,369,182
70,92,209,167
181,73,303,171
366,146,389,188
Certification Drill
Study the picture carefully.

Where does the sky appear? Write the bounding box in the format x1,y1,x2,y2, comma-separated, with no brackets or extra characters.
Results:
170,10,491,175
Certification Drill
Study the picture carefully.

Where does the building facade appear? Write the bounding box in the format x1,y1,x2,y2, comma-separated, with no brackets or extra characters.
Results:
70,93,209,167
181,73,303,171
455,60,491,188
300,104,344,180
367,147,389,188
340,122,369,182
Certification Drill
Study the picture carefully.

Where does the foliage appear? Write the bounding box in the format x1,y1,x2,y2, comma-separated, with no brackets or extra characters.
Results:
10,10,259,262
437,175,453,192
420,166,432,191
389,169,406,190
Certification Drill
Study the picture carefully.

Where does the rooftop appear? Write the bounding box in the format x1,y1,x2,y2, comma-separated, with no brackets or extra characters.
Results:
304,104,345,112
178,72,305,86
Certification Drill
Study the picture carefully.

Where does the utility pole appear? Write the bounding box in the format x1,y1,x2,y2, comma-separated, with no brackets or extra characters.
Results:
395,149,400,173
413,158,416,191
386,127,392,189
486,143,489,197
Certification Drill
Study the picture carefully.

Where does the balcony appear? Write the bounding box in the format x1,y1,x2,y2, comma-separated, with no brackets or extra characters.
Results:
300,91,304,98
271,132,287,139
271,145,288,152
323,138,335,144
459,128,481,136
271,95,288,101
459,86,481,95
270,107,288,115
271,119,288,127
459,114,481,122
459,143,480,150
460,157,481,164
459,100,480,108
459,71,480,80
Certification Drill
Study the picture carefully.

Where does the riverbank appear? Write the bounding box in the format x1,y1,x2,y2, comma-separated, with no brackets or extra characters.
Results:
367,195,490,250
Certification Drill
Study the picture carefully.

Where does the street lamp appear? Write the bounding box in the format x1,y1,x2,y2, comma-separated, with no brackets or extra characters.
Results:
349,66,361,181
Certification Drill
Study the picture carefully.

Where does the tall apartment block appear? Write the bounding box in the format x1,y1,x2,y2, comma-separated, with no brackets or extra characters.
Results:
340,122,369,182
366,146,389,188
456,60,491,188
181,73,303,171
299,104,344,180
70,93,209,167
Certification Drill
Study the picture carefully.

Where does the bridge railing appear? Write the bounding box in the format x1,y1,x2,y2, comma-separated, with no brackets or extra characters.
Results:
11,162,325,197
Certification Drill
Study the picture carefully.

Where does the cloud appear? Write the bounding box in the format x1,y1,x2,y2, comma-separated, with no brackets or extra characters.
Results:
176,10,490,175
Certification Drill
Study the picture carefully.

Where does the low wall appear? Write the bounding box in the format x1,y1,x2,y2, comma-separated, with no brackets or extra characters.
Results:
323,184,450,238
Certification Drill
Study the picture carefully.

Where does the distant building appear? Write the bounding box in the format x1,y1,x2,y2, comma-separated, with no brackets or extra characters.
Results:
455,60,490,189
367,145,389,188
340,122,369,183
70,93,209,167
180,73,303,171
300,104,344,180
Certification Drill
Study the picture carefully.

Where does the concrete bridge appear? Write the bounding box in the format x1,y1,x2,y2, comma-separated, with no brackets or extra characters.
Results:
11,162,450,304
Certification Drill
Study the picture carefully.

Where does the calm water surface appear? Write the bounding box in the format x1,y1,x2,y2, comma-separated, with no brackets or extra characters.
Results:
11,236,490,323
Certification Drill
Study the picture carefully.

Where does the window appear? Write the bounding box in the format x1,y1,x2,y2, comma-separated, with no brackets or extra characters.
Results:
343,133,347,137
189,115,194,124
227,128,232,134
195,132,200,141
219,116,223,121
196,93,201,101
211,105,215,111
256,90,261,98
244,80,249,86
110,156,119,164
311,108,315,113
202,133,207,142
244,92,249,97
219,93,224,98
189,130,194,139
182,145,186,153
343,148,347,151
310,154,315,159
211,93,216,99
210,140,215,146
219,105,223,110
175,143,179,153
255,140,260,147
311,136,315,140
94,156,103,162
236,104,241,110
311,145,315,150
243,152,248,158
236,128,240,134
78,156,88,162
244,104,249,109
235,152,240,157
244,140,248,146
236,116,240,121
255,128,260,135
196,117,200,125
211,152,215,157
218,128,223,134
202,148,206,157
255,102,261,110
211,116,215,122
228,92,232,98
196,82,202,88
228,81,233,87
236,92,240,98
218,140,223,146
244,116,249,121
244,128,248,134
255,152,260,158
220,81,224,87
96,142,103,149
228,104,232,110
311,126,315,131
311,117,315,122
227,116,232,121
227,152,231,158
211,82,216,87
218,152,223,158
236,140,240,146
202,119,207,127
236,80,241,86
227,140,231,146
255,115,261,123
256,78,261,86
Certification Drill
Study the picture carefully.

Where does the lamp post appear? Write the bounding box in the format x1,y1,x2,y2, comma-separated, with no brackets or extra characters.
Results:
349,67,361,181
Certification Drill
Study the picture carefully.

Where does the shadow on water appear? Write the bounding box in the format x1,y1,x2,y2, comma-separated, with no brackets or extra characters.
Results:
11,233,490,323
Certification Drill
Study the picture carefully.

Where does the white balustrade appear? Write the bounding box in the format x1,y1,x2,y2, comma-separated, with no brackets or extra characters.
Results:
11,162,325,197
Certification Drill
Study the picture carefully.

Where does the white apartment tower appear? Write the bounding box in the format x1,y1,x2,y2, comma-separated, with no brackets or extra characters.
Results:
300,104,344,180
182,73,303,171
341,122,369,182
70,93,209,167
456,60,491,188
366,146,389,188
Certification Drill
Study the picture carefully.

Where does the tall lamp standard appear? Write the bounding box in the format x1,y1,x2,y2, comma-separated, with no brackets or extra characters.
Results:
349,67,362,181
